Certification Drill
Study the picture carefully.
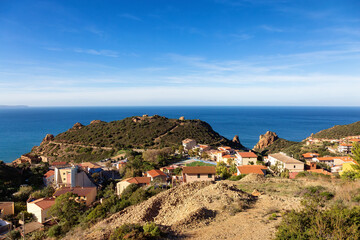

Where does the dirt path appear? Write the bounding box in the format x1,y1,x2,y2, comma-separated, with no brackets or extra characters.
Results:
48,141,113,150
182,194,301,240
154,125,179,143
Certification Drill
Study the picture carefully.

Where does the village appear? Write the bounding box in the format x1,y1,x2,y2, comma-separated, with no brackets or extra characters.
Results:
1,135,360,239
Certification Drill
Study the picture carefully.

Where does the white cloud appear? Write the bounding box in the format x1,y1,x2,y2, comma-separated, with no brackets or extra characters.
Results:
73,48,119,57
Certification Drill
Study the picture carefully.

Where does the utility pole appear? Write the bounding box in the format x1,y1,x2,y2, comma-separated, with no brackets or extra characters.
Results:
22,212,25,240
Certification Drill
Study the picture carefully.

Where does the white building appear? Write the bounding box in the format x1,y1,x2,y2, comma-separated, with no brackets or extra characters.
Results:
268,153,304,172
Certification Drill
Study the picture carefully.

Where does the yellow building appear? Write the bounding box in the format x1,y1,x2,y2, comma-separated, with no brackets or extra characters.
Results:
26,198,55,223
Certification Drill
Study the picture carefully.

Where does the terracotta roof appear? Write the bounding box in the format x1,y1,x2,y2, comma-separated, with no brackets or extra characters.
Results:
147,169,167,177
307,169,332,175
317,157,335,161
182,166,216,174
302,153,319,158
79,162,102,169
222,155,235,159
237,165,267,175
44,170,54,178
236,151,257,158
125,177,151,184
53,187,96,198
30,198,55,210
269,153,303,164
51,161,68,166
340,143,352,146
0,202,14,209
349,139,360,142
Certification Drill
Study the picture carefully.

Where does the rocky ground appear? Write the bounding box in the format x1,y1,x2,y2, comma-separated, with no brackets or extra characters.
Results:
63,175,309,240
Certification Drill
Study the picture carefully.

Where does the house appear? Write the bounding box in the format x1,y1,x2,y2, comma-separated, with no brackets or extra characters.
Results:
116,177,151,195
50,161,70,168
0,219,12,235
43,170,55,186
268,153,304,173
235,151,258,166
53,165,96,188
182,166,216,183
196,144,211,152
182,139,197,151
53,187,97,206
339,161,359,175
314,157,336,166
79,162,103,174
146,169,167,182
159,166,177,175
0,202,14,218
236,165,267,176
26,198,55,223
338,143,352,154
302,152,319,161
208,150,219,161
306,162,333,176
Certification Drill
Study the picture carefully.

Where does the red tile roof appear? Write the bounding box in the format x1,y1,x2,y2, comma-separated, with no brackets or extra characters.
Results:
236,151,257,158
302,153,319,158
222,155,235,159
182,166,216,174
147,169,167,177
317,157,335,161
30,198,55,210
125,177,151,184
53,187,96,198
237,165,267,175
51,161,68,166
307,169,333,175
44,170,54,178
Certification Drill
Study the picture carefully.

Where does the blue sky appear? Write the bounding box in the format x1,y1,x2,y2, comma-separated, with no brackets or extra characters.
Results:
1,0,359,106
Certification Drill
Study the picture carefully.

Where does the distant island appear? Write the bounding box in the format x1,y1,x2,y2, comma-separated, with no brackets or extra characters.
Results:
0,105,29,108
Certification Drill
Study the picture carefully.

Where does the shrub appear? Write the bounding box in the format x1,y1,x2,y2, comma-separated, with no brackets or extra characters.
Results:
228,174,246,181
143,222,161,237
48,225,62,238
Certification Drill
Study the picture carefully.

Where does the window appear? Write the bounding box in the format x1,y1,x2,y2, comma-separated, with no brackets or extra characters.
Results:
197,174,200,178
63,173,65,175
294,165,296,168
63,178,66,181
208,174,212,178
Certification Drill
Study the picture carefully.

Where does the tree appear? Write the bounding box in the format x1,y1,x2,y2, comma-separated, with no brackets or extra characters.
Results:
351,142,360,166
216,162,231,179
49,192,85,227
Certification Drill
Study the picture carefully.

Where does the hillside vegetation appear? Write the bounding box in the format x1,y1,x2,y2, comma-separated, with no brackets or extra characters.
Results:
312,121,360,139
31,115,243,162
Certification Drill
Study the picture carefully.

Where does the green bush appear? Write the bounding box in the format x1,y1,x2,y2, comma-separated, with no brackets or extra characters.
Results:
143,222,161,237
228,174,246,181
48,225,62,238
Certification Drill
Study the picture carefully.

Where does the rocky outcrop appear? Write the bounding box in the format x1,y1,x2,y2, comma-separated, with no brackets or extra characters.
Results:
232,135,240,144
253,131,278,150
90,120,103,125
71,122,84,130
42,134,54,143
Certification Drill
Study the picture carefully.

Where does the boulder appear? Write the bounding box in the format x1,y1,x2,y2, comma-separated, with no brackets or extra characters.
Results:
232,135,240,144
42,134,54,142
90,120,103,124
71,122,84,130
253,131,278,150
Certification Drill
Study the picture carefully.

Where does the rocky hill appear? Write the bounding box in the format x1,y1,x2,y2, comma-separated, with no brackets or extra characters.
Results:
64,181,255,240
30,115,244,163
253,131,298,155
311,121,360,139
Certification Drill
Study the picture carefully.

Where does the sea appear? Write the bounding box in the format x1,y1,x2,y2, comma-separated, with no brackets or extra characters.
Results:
1,106,360,163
